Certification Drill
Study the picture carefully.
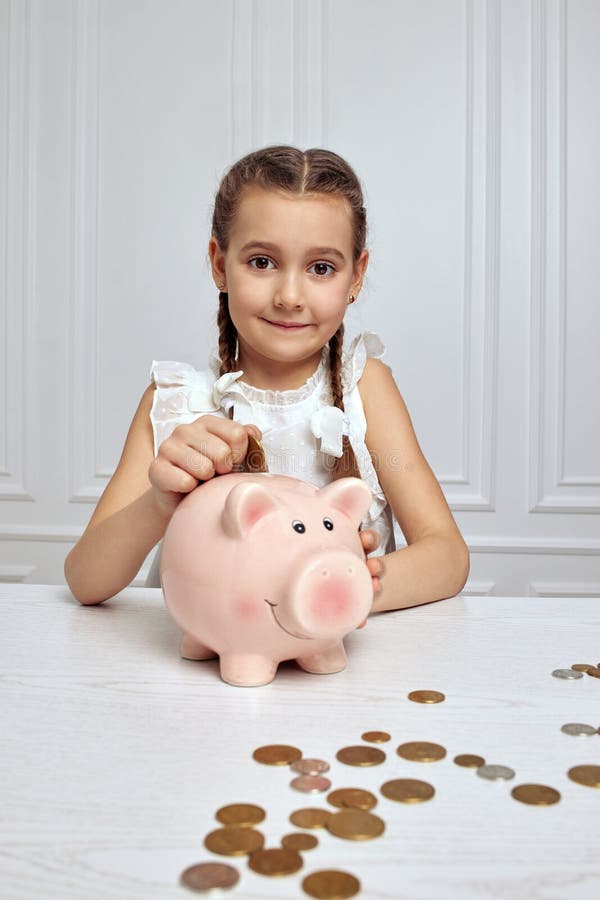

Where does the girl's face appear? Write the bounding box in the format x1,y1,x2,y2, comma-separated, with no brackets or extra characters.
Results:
209,186,368,388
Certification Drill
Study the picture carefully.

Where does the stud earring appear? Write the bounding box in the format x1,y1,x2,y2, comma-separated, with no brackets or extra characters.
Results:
347,295,356,304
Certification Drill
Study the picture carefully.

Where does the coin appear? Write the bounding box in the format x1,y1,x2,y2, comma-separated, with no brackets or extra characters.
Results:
253,744,302,765
380,778,435,803
281,832,319,851
407,690,445,704
476,764,515,781
302,869,361,899
291,758,330,775
326,809,385,841
567,765,600,788
290,808,332,829
361,730,391,743
454,754,485,768
571,663,595,672
291,775,332,793
180,862,240,892
215,803,266,827
248,847,303,877
552,668,583,680
204,827,264,856
511,784,561,805
243,434,268,473
587,667,600,679
561,723,598,736
336,745,386,766
396,741,446,762
327,788,378,810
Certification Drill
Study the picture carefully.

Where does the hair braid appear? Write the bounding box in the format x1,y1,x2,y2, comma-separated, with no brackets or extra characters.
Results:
217,292,237,377
328,325,361,481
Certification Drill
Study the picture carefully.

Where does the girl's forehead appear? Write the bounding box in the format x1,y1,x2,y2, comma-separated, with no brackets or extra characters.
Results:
230,186,353,243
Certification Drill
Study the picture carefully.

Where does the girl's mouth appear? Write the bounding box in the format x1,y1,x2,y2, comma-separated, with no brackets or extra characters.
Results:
264,319,310,330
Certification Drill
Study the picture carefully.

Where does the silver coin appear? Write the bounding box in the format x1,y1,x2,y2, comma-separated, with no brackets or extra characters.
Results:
290,775,332,793
476,764,515,781
552,668,583,680
290,757,330,775
561,723,598,736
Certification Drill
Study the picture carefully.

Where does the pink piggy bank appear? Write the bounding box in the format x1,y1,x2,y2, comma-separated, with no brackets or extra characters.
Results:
160,473,374,686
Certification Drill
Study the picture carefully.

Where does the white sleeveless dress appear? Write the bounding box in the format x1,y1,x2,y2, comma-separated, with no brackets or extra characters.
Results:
144,331,396,587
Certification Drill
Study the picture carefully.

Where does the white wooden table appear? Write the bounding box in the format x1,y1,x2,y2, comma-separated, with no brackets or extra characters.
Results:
2,585,599,900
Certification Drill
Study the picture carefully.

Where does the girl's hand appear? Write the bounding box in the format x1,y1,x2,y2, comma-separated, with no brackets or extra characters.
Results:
148,415,262,515
356,528,384,628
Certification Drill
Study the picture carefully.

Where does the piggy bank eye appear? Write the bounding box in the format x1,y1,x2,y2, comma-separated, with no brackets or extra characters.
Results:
323,517,334,531
292,520,306,534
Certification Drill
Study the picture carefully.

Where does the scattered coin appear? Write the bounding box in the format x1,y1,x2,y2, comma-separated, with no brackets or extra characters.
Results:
476,764,515,781
571,663,595,673
396,741,446,762
291,758,331,775
454,754,485,768
380,778,435,803
291,775,332,793
587,667,600,679
290,808,332,829
215,803,266,827
248,847,303,877
511,784,561,805
408,690,445,704
361,730,391,743
326,809,385,841
281,832,319,852
204,827,264,856
567,765,600,788
327,788,378,810
336,745,386,766
180,862,240,892
552,669,583,680
561,723,598,736
302,869,361,899
253,744,302,765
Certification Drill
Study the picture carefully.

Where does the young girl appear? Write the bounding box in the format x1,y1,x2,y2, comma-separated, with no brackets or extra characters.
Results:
64,146,469,621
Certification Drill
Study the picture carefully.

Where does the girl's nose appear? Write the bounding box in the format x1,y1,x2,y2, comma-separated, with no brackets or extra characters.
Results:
273,274,303,309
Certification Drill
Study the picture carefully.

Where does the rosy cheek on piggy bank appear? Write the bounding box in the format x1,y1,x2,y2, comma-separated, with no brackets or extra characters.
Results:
234,596,264,620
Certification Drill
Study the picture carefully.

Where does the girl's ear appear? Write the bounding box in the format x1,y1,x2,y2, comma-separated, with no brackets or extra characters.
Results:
351,248,369,297
209,236,227,287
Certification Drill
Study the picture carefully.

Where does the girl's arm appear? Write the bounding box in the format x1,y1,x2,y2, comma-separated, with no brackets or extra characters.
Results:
358,359,470,613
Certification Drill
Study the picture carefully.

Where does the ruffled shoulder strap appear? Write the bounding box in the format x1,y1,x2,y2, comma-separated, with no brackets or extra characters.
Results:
341,331,386,393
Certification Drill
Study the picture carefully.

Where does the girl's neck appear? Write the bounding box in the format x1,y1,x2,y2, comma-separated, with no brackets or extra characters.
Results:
236,348,324,391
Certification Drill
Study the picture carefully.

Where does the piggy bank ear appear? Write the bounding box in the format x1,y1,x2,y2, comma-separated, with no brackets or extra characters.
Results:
319,477,372,526
222,480,283,538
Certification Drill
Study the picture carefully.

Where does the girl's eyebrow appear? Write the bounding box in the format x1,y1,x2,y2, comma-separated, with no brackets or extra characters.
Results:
239,240,346,263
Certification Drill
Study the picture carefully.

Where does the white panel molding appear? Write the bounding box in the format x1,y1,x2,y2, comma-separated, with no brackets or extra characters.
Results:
529,581,600,598
529,0,600,513
0,564,35,582
0,524,81,542
438,0,501,512
1,0,34,501
468,536,600,556
461,580,496,596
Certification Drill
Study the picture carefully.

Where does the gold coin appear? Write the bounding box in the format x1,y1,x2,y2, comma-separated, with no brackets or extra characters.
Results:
571,663,595,672
336,745,386,766
252,744,302,766
248,847,303,877
281,832,319,851
568,765,600,788
204,826,264,856
396,741,446,762
302,869,361,899
380,778,435,803
180,862,240,891
290,808,332,829
511,784,561,805
454,754,486,768
361,730,391,743
587,667,600,679
326,809,385,841
327,788,378,810
407,690,445,704
242,434,268,473
215,803,266,827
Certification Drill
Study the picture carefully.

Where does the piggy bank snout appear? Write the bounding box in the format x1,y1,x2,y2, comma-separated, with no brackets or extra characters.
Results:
284,550,373,639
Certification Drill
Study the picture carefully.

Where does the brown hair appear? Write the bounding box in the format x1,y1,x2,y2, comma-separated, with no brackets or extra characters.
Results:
212,145,366,480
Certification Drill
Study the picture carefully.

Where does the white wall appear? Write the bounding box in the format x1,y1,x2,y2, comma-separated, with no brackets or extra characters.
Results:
1,0,599,596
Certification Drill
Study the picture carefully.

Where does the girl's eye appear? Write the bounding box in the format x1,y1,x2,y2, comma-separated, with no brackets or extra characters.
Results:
249,256,274,270
310,262,335,277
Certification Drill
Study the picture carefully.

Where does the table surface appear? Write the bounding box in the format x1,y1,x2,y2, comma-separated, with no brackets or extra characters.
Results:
2,584,599,900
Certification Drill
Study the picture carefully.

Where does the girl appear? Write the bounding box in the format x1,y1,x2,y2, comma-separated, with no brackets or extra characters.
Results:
64,146,469,622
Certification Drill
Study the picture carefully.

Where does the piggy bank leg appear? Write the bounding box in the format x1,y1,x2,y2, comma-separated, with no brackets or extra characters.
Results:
179,633,217,661
296,641,347,675
219,652,278,687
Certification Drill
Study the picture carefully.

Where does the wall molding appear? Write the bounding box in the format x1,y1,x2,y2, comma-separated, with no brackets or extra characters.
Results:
0,564,35,582
529,581,600,597
467,536,600,555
